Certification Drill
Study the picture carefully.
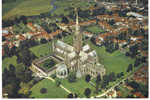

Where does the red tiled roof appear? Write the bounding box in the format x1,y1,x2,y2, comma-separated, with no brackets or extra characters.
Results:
19,35,26,40
134,92,145,98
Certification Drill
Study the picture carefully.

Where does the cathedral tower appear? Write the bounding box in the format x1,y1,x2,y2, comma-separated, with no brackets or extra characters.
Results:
73,8,82,78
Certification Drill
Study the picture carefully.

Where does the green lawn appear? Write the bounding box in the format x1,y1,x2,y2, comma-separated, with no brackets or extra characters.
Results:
3,0,52,20
2,0,23,16
30,79,68,98
87,41,135,74
86,26,105,34
2,56,18,72
60,77,96,97
30,42,52,58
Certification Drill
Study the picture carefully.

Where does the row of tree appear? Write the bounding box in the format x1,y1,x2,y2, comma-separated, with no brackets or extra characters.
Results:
3,63,33,98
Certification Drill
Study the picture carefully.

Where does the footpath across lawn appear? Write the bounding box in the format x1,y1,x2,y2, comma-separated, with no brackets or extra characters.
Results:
30,79,68,98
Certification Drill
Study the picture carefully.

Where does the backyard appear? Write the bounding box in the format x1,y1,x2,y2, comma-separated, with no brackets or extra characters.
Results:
85,25,105,34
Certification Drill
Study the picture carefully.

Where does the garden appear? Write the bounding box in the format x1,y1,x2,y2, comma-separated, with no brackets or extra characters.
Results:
40,58,56,70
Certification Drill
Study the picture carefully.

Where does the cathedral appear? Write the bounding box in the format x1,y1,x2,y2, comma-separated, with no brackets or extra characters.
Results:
31,8,106,79
53,8,106,78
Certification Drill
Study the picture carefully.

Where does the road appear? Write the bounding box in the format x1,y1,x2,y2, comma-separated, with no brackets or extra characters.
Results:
91,72,134,98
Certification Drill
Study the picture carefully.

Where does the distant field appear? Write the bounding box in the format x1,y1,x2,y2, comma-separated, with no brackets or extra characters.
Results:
87,41,135,74
2,0,23,16
30,79,68,98
52,0,95,16
3,0,52,20
2,56,18,72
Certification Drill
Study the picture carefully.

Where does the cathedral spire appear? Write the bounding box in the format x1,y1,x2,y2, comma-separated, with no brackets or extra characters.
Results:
75,8,79,35
73,8,82,54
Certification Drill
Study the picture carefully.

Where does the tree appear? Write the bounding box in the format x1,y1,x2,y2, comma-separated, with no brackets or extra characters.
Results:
3,84,17,98
95,74,101,94
62,16,69,24
85,74,91,82
109,72,116,82
134,58,141,67
15,63,32,83
126,64,133,72
115,43,119,50
55,80,61,87
108,19,115,25
16,48,36,66
3,45,10,57
9,64,15,71
40,38,48,44
129,44,139,58
68,72,76,83
67,93,74,98
125,52,130,56
74,93,78,98
18,82,31,96
101,75,109,89
9,46,17,56
40,88,47,94
84,88,91,98
117,72,124,78
2,36,6,41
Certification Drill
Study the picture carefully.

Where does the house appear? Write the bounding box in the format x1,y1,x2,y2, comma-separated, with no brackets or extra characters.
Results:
127,12,144,20
27,23,37,32
134,92,145,98
83,31,93,38
106,90,117,98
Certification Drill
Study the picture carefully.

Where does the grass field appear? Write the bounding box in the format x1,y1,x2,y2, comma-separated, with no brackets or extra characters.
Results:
86,26,105,34
30,79,68,98
30,42,52,58
2,0,23,15
87,41,135,74
60,77,96,97
2,56,18,72
3,0,52,20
